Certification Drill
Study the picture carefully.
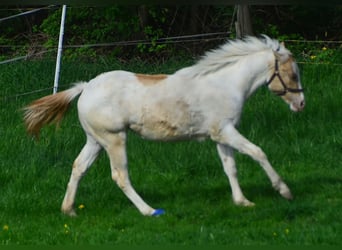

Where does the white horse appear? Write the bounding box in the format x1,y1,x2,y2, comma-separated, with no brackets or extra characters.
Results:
23,36,305,217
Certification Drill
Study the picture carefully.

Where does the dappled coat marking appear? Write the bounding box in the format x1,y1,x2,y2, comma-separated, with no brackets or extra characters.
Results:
23,36,305,216
135,73,168,85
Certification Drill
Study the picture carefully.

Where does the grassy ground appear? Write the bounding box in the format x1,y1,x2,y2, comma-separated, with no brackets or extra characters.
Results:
0,57,341,245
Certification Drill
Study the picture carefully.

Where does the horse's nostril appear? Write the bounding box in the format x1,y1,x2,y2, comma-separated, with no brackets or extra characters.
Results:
300,100,305,108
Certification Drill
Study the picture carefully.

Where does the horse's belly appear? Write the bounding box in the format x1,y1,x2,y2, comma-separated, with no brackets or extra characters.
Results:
129,119,203,141
129,105,206,141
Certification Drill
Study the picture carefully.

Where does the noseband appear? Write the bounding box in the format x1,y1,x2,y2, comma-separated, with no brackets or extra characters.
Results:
266,59,304,96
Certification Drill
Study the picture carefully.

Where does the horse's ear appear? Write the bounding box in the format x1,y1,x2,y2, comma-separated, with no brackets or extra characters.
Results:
273,50,288,63
273,50,282,61
273,42,289,62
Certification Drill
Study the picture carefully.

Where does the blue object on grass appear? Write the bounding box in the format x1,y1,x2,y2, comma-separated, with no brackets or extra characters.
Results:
152,209,165,216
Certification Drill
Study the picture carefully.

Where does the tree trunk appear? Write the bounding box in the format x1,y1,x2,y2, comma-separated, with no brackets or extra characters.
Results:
235,5,253,38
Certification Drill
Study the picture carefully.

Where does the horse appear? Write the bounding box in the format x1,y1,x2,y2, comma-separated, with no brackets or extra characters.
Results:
23,35,305,217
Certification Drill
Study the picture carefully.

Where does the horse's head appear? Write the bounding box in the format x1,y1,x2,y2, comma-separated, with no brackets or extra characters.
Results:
267,44,305,112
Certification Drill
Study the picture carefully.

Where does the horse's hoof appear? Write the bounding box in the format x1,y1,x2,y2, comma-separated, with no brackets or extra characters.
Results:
62,208,77,217
235,199,255,207
278,183,293,200
280,189,293,200
152,209,165,216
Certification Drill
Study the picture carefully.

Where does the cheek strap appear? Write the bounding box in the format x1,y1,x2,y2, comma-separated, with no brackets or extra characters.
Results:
266,59,304,96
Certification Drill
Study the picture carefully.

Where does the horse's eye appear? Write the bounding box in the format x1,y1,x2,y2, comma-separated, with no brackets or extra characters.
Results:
292,74,298,81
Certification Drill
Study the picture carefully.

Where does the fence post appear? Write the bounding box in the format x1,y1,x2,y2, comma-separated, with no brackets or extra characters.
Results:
53,5,67,94
235,5,253,39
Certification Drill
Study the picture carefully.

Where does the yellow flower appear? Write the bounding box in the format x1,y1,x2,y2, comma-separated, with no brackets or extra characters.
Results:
64,224,70,234
322,47,327,51
78,204,85,210
310,55,316,60
3,225,9,231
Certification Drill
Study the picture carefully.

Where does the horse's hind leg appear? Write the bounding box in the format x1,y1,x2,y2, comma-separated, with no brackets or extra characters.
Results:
61,135,101,216
104,132,160,216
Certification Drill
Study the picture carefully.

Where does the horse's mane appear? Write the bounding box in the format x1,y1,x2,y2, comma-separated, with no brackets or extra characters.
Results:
183,35,289,77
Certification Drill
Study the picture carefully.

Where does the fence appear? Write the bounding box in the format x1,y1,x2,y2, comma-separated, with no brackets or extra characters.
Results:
0,5,341,101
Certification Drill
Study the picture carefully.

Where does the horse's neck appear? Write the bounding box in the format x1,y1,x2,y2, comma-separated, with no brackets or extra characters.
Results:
174,50,274,97
235,51,274,98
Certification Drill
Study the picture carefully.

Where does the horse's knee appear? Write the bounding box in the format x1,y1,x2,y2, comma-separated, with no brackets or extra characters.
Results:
248,146,267,163
223,159,237,177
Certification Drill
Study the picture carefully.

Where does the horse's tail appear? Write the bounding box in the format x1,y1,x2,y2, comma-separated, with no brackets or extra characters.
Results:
23,82,86,137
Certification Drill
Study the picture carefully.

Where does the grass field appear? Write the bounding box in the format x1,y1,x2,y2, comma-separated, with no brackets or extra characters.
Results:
0,56,341,245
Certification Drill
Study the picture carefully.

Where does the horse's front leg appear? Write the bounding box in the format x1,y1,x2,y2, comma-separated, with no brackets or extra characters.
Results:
213,124,293,201
217,144,254,206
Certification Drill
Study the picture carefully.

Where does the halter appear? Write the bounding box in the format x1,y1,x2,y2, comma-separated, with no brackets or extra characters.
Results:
266,59,304,96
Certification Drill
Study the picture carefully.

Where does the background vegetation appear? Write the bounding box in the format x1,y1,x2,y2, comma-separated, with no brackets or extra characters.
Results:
0,5,341,60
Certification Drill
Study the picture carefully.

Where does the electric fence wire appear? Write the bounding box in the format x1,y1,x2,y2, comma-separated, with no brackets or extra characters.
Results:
0,5,56,23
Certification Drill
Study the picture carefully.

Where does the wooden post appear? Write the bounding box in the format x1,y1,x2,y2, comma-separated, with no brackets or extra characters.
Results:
235,5,253,39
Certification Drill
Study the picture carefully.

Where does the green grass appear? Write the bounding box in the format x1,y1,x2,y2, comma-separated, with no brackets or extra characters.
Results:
0,57,341,245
